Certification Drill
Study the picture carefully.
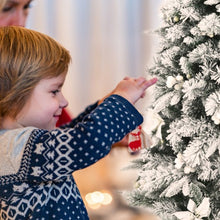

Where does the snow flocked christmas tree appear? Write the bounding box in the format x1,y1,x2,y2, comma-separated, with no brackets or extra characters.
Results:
128,0,220,219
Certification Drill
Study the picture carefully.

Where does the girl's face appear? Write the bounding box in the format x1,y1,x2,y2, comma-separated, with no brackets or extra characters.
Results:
0,0,32,27
17,73,69,130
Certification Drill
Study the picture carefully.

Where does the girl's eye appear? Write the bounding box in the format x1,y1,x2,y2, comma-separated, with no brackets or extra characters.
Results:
51,90,60,95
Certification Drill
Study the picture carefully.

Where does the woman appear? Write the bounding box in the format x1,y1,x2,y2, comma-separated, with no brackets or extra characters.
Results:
0,0,32,26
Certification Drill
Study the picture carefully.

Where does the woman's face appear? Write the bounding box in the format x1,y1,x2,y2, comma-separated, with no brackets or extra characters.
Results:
0,0,32,27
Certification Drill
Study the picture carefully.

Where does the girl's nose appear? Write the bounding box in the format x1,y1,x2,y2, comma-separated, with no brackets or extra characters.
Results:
59,93,68,109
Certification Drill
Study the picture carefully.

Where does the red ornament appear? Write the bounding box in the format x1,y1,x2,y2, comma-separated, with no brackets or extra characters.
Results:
128,126,142,152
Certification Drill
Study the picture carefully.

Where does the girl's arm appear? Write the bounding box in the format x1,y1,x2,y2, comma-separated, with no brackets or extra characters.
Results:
22,95,143,182
0,77,156,184
58,102,98,129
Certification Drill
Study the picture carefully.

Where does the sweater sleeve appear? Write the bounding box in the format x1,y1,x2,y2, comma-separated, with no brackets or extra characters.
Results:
9,95,143,183
59,101,98,129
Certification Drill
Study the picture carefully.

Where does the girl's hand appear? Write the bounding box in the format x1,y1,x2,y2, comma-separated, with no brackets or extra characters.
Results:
99,77,157,105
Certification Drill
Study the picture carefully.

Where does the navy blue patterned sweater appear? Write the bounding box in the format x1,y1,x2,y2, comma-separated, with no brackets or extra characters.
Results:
0,95,143,220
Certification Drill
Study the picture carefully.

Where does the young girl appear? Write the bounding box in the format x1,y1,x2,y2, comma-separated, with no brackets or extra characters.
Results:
0,26,157,220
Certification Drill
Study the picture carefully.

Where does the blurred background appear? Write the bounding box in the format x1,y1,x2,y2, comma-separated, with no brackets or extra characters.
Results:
27,1,162,219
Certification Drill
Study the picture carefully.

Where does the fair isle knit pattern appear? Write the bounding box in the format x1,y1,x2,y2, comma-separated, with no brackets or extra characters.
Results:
0,95,143,220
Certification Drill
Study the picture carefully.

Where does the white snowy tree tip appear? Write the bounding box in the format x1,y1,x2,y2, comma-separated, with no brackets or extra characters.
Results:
197,13,220,37
204,0,220,5
205,90,220,124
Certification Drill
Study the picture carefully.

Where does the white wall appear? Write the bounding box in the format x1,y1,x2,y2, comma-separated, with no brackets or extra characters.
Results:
27,0,162,115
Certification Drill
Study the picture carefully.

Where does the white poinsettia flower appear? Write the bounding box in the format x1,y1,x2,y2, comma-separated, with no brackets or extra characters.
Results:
173,198,211,220
174,211,194,220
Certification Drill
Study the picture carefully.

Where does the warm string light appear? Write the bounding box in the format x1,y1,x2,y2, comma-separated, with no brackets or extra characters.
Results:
85,191,113,209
